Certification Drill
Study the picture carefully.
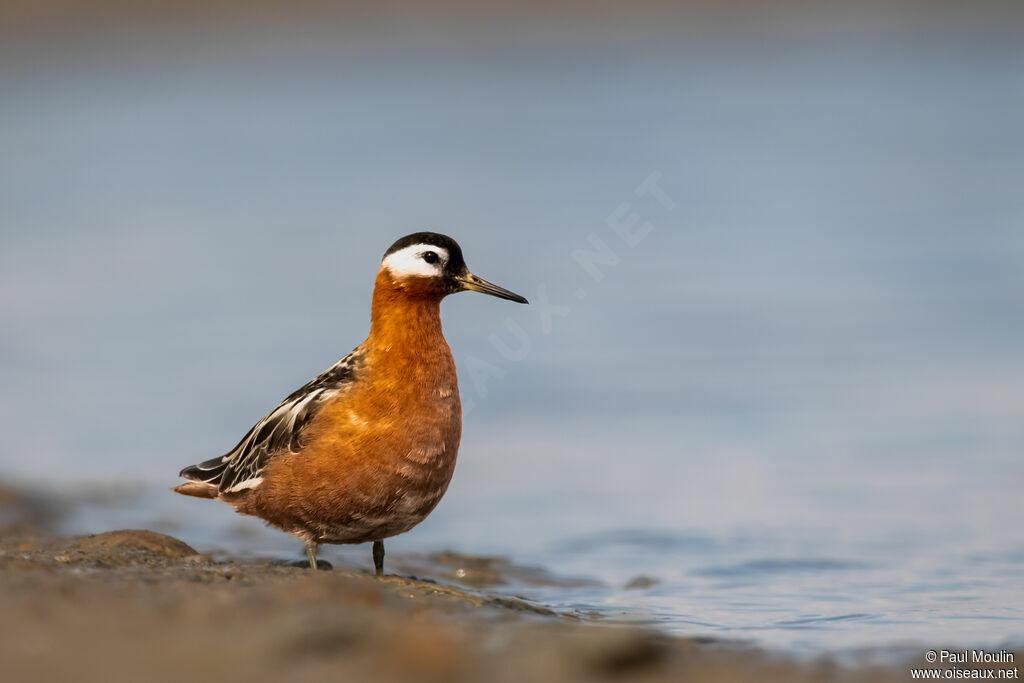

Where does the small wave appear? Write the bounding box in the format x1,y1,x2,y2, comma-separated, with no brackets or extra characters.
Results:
776,613,877,627
694,558,868,578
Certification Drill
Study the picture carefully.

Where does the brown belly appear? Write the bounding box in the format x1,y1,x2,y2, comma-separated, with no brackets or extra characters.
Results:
232,384,462,544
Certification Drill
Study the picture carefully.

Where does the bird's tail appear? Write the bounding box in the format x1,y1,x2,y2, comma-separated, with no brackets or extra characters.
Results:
171,481,218,498
173,456,228,499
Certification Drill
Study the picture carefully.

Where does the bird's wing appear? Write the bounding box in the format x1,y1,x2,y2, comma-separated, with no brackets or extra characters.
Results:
179,347,365,494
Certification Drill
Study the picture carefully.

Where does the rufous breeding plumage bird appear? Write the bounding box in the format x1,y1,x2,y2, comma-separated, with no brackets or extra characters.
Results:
174,233,527,574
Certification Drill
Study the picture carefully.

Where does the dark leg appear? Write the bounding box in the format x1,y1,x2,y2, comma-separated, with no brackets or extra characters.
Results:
372,540,385,577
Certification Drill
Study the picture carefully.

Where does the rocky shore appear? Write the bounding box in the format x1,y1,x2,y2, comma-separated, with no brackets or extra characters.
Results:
0,530,909,683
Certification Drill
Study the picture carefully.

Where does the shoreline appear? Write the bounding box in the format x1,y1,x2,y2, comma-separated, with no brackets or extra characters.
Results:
2,526,1014,682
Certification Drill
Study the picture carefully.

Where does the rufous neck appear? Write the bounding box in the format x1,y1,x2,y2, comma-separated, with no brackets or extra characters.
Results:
368,269,446,354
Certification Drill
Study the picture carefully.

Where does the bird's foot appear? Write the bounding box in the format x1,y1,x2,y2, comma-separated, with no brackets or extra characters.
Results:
272,558,333,570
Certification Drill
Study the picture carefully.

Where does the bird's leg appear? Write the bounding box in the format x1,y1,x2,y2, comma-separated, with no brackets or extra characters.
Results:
372,540,385,577
270,542,330,569
305,540,319,570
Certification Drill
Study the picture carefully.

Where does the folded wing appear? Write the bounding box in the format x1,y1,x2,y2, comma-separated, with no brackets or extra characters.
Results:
177,347,365,495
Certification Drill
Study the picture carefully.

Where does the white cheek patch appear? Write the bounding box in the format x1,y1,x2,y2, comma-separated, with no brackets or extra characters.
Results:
381,244,448,277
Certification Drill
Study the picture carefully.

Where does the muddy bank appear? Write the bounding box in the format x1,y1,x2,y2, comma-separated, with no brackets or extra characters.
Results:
0,526,960,683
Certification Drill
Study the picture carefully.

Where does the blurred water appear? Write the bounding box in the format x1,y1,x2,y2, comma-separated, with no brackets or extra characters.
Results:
2,15,1024,653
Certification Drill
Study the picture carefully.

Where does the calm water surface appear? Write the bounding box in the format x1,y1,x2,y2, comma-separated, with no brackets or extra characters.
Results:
2,17,1023,653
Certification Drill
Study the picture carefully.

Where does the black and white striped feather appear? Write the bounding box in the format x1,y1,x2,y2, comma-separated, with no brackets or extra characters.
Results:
180,347,365,494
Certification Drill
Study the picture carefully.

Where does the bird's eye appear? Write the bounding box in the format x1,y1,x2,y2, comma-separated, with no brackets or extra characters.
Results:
422,251,440,264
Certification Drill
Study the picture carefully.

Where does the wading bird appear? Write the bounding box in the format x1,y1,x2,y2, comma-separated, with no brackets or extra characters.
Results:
174,233,527,574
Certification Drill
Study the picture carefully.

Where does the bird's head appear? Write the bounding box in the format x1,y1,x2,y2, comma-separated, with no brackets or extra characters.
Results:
379,232,528,304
